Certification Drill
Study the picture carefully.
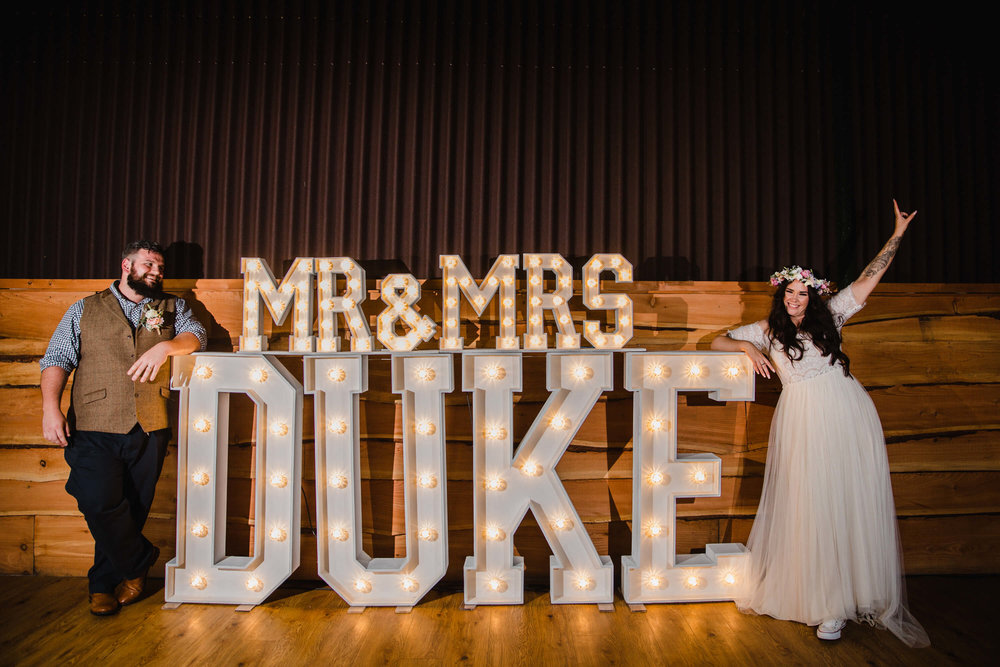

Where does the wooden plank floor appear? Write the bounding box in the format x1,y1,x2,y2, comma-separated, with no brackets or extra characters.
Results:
0,575,994,665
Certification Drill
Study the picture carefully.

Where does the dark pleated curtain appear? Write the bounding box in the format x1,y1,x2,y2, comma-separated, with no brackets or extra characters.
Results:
1,0,997,282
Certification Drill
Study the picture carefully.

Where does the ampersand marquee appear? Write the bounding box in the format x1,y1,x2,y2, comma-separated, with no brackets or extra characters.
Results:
164,254,755,610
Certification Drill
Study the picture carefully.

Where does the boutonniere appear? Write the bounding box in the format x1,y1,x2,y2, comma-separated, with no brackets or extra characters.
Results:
141,304,165,333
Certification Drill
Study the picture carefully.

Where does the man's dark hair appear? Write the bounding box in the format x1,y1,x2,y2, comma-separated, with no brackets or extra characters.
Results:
122,240,165,260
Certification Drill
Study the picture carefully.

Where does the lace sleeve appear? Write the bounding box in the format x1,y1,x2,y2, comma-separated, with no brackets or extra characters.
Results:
828,283,865,328
727,321,767,351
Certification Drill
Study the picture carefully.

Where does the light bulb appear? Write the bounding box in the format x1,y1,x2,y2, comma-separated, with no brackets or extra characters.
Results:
415,366,436,382
330,526,350,541
646,470,665,485
401,576,419,592
610,256,622,268
550,516,573,531
529,275,541,286
647,363,666,379
550,414,570,430
484,424,507,440
487,577,507,592
483,525,506,541
191,471,210,486
194,365,213,380
687,363,704,378
329,473,349,489
190,574,208,590
644,571,663,589
269,526,287,542
691,469,708,484
484,475,507,491
246,575,264,592
328,418,348,434
726,364,742,378
644,521,664,538
571,366,593,380
684,574,702,589
646,416,666,432
484,364,506,381
530,296,541,307
586,278,598,288
269,421,288,436
416,472,438,488
417,526,439,541
620,315,631,326
193,417,212,433
521,460,542,476
591,259,603,270
249,367,268,383
573,573,593,590
723,572,737,585
415,420,436,436
191,522,209,538
269,472,288,488
353,578,372,593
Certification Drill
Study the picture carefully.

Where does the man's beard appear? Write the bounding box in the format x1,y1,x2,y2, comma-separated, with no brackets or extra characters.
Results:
127,268,164,298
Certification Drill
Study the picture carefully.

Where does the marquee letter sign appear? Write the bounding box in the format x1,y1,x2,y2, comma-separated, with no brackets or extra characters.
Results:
165,354,303,605
461,352,615,605
166,254,758,610
621,352,754,603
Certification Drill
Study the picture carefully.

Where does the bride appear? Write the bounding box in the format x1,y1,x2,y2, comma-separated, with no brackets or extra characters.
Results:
711,200,929,647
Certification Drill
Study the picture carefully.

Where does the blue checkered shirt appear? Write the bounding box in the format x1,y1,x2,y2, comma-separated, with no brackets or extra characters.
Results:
40,282,208,372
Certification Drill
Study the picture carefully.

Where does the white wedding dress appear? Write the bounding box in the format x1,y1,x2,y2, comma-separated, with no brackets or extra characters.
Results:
728,284,929,647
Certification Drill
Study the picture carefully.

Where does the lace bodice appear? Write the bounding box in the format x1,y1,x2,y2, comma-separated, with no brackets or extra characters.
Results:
728,284,865,385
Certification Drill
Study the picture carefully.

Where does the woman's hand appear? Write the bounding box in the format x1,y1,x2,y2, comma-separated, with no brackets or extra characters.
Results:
742,341,775,379
893,199,917,238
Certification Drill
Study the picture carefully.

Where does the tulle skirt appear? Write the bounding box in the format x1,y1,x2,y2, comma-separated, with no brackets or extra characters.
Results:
737,369,929,647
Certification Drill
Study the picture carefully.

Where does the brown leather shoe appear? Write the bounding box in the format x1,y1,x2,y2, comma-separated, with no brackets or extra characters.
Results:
117,545,159,605
89,592,121,616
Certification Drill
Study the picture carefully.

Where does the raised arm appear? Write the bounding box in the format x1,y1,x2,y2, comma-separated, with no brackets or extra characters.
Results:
851,199,916,304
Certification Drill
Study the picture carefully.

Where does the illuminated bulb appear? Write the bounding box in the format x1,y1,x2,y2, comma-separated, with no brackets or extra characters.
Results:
248,259,262,271
321,299,334,311
559,335,576,348
647,363,666,379
269,421,288,437
445,257,458,268
723,572,737,585
357,338,371,350
446,318,458,328
191,471,210,486
415,366,437,382
595,334,607,346
621,315,631,326
321,319,333,330
610,256,622,267
329,473,349,489
647,470,665,485
460,277,472,287
521,460,542,476
269,526,287,542
344,298,356,309
573,573,593,590
280,283,293,294
483,525,506,541
246,575,264,592
501,337,517,348
591,296,604,307
684,575,702,589
487,276,499,286
646,417,666,432
572,366,593,380
550,516,573,531
621,270,632,281
330,526,350,541
341,259,354,271
560,276,572,287
503,256,515,267
645,521,664,538
613,334,625,346
401,576,419,592
350,316,363,328
353,578,372,593
446,276,457,286
502,275,514,286
320,339,335,351
446,297,458,307
691,469,708,484
393,276,407,288
416,472,438,489
586,278,598,288
484,475,507,491
320,260,333,271
246,301,258,312
726,364,742,378
502,298,513,308
529,315,541,326
415,420,436,436
550,414,570,430
249,367,268,383
644,572,663,589
586,322,599,333
193,417,212,433
529,335,542,347
244,338,260,350
191,522,209,538
529,256,541,267
190,574,208,590
591,259,603,270
559,314,570,324
269,472,288,488
617,296,629,307
328,418,348,434
529,275,541,286
349,278,361,290
502,317,513,327
487,577,507,592
687,363,704,378
530,296,541,307
484,424,507,440
404,285,418,298
552,258,563,268
295,337,311,351
417,526,439,541
319,279,332,291
194,365,213,380
327,367,347,382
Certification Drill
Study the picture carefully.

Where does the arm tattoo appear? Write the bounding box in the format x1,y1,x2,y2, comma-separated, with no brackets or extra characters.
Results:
862,237,901,278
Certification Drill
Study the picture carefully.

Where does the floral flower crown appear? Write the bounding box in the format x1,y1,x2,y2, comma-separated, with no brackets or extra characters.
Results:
769,265,834,295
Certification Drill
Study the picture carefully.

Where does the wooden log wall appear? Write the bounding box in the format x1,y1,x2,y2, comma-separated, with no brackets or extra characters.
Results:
1,278,998,583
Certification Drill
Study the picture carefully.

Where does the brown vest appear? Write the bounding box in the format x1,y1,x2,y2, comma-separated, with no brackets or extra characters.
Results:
70,288,177,434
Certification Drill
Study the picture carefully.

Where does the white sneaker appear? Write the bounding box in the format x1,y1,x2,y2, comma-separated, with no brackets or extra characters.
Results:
816,619,847,640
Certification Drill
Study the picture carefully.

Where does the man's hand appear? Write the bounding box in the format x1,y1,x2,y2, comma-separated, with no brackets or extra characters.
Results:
128,341,171,382
42,408,71,447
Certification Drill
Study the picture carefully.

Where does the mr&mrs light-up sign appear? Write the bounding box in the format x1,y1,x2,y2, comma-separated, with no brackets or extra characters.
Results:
164,254,754,610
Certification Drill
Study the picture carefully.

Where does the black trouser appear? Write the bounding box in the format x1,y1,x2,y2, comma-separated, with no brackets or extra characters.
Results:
64,424,169,594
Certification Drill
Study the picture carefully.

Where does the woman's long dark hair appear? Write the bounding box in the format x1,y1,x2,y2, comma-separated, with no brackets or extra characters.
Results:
767,283,851,376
